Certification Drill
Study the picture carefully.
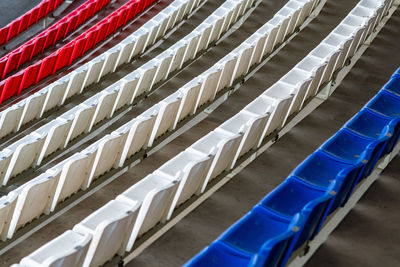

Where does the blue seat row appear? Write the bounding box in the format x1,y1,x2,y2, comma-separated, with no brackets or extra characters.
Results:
184,68,400,267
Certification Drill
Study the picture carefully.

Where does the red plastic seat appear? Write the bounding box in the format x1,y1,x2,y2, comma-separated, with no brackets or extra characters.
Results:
0,58,7,78
27,7,40,27
1,72,24,102
20,62,41,92
37,53,58,82
126,1,140,22
18,13,31,34
0,28,8,46
53,44,74,72
95,21,110,44
83,28,99,52
3,49,23,78
65,12,79,34
44,27,59,49
31,34,47,58
18,42,35,68
85,2,97,19
116,7,130,28
55,20,69,41
38,1,50,19
75,8,89,30
105,15,119,37
6,20,20,42
70,37,87,64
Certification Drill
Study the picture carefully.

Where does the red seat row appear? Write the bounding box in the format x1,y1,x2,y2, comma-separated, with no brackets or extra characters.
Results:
0,0,156,104
0,0,65,46
0,0,112,79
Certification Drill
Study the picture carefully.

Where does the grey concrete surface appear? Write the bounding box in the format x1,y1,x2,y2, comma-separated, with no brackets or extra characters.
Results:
0,0,41,28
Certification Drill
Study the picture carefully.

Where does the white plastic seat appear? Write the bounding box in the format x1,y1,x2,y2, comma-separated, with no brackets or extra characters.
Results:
7,172,59,238
169,41,189,74
220,110,271,167
99,47,122,78
153,51,174,85
73,200,139,267
0,192,18,241
62,66,89,104
51,150,96,211
18,91,47,130
205,15,224,44
116,174,179,251
261,90,295,134
0,150,13,185
189,129,244,192
122,71,141,105
36,117,73,164
118,114,157,166
20,230,91,267
258,24,279,56
196,67,223,109
89,86,119,131
267,15,289,46
0,103,24,139
213,7,232,36
277,7,297,36
194,23,213,53
174,79,202,126
281,67,314,107
156,150,214,220
182,32,201,64
247,33,268,68
135,63,159,97
64,103,97,145
84,55,106,86
216,54,238,92
310,43,342,86
87,132,127,185
148,92,183,146
3,133,46,185
115,37,136,69
143,20,161,47
322,33,353,71
131,27,151,59
231,44,255,83
154,13,169,40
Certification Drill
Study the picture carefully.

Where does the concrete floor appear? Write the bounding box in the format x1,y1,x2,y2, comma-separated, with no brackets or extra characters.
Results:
0,0,399,266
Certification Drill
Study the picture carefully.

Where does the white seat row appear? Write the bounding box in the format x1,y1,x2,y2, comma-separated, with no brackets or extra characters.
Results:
0,0,258,187
0,0,204,140
6,0,323,264
13,0,394,265
1,0,320,243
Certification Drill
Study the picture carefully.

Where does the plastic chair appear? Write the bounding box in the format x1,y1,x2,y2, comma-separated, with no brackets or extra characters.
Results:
263,177,339,247
217,206,302,267
366,90,400,118
383,75,400,97
320,128,388,177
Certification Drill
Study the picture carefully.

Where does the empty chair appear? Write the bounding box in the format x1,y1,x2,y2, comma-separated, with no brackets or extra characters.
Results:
148,92,183,146
73,200,139,267
0,103,25,139
322,33,353,71
51,151,97,211
261,177,338,248
3,132,46,185
188,129,244,192
291,150,364,211
196,67,223,109
345,108,400,154
0,192,18,241
8,172,59,238
41,79,70,115
294,57,326,101
116,173,179,251
62,66,89,103
309,43,341,86
17,90,47,130
366,90,400,119
64,103,97,144
118,113,157,166
155,150,214,219
20,230,92,267
216,207,303,267
320,128,389,177
88,87,119,131
383,75,400,97
216,54,238,92
219,110,271,167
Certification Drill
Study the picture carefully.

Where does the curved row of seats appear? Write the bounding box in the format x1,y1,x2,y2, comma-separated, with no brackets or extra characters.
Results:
0,0,157,104
0,0,112,79
0,0,65,46
0,0,254,187
6,0,323,265
0,0,204,139
185,67,400,267
9,0,391,265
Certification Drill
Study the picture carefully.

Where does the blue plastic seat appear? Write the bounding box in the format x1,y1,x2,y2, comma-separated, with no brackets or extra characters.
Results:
320,128,387,177
290,150,363,210
366,90,400,119
218,206,302,267
260,177,337,248
383,75,400,97
345,108,400,154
